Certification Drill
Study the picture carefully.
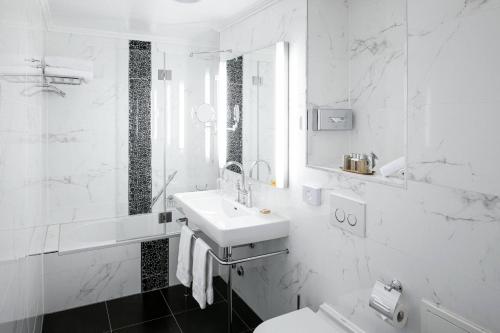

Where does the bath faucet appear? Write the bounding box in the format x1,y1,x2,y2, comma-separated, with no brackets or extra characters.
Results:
247,160,272,208
220,161,249,206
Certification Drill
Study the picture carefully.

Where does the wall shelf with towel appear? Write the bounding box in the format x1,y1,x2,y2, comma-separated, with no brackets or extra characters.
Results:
0,57,93,97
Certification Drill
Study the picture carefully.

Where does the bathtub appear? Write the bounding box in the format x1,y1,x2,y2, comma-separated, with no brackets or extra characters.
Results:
58,210,184,254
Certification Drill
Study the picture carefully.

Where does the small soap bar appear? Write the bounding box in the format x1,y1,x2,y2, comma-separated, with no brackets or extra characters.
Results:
260,208,271,215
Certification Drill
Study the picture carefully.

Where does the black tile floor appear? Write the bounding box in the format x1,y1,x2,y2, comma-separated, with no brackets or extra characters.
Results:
42,276,262,333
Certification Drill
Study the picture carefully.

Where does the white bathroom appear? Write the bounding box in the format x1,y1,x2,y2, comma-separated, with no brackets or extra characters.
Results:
0,0,498,332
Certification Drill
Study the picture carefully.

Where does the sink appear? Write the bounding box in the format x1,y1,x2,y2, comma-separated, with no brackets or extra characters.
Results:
174,190,289,247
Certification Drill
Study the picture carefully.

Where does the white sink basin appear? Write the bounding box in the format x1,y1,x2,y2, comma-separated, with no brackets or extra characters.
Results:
174,190,289,247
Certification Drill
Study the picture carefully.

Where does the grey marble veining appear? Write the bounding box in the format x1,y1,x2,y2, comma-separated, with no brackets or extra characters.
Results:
220,1,500,332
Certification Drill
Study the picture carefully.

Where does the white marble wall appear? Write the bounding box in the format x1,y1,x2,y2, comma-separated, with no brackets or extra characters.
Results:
44,31,130,225
220,0,500,332
406,0,500,197
40,31,138,314
307,0,406,172
0,0,46,330
44,244,141,314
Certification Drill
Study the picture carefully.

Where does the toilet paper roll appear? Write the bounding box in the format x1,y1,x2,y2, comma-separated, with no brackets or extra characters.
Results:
369,281,408,328
379,157,405,177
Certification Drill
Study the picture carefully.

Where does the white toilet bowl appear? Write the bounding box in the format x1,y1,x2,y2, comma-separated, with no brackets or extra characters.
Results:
254,303,365,333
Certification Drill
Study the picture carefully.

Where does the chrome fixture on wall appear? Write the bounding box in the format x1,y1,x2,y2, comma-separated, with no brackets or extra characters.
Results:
151,170,178,209
220,161,250,206
247,159,272,207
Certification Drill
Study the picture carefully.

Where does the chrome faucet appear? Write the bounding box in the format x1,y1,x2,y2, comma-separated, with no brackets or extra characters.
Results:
247,160,272,208
248,159,272,181
220,161,249,206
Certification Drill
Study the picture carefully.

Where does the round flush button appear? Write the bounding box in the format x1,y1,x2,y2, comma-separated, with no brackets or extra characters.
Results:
347,214,357,226
334,208,345,223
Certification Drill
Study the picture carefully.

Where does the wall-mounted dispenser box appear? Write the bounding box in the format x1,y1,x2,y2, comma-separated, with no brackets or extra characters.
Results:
302,184,322,206
311,108,353,131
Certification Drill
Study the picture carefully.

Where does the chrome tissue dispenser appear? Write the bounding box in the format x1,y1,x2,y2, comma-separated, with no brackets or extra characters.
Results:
311,108,353,131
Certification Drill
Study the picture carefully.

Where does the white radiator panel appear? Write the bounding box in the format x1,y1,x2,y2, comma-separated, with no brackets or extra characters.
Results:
421,300,491,333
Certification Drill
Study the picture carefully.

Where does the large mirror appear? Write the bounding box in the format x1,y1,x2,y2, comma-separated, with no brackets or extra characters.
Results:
219,42,289,188
307,0,407,185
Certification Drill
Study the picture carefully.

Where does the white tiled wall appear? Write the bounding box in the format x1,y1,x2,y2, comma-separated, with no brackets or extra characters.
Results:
44,31,130,225
220,0,500,332
307,0,406,171
40,31,137,314
0,0,46,330
44,244,141,314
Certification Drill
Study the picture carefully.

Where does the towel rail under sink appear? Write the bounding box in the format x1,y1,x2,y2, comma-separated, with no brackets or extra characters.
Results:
191,233,289,265
188,226,289,333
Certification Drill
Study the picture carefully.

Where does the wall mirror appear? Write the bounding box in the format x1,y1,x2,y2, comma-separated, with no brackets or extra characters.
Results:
307,0,407,187
218,42,289,188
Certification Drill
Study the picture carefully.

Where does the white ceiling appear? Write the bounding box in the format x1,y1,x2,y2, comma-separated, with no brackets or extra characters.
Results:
43,0,277,35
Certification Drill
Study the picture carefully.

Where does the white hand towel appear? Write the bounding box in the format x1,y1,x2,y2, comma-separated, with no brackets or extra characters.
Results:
176,225,194,287
192,238,214,309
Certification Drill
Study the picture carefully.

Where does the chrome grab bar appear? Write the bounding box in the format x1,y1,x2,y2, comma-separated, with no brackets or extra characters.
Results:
151,170,178,209
191,231,289,266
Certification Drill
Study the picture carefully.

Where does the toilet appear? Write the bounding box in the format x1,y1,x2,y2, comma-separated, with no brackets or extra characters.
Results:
255,303,366,333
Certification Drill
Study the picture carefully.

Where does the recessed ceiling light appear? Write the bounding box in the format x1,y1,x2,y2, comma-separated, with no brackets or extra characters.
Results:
175,0,201,3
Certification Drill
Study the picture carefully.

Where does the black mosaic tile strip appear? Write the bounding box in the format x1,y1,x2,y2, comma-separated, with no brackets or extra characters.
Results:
128,41,152,215
141,273,171,293
128,40,169,292
141,239,169,280
226,56,243,173
129,40,151,50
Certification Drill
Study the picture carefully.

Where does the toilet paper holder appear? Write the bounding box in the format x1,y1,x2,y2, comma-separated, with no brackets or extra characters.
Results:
369,279,408,328
384,279,403,293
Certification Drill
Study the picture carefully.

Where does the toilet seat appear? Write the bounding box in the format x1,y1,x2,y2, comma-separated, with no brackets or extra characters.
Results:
254,303,365,333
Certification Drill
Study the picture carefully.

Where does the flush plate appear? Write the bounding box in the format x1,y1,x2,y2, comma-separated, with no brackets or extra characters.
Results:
330,193,366,237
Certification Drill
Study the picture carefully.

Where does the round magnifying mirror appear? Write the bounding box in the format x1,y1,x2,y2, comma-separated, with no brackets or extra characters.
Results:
195,103,216,123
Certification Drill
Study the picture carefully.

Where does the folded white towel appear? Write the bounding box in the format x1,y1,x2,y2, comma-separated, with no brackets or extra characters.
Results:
192,238,214,309
176,225,194,287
